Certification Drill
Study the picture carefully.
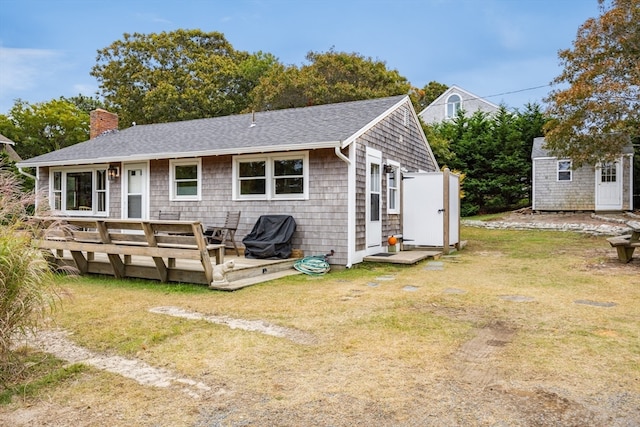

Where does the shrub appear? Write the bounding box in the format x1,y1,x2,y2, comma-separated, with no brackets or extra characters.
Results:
0,163,58,385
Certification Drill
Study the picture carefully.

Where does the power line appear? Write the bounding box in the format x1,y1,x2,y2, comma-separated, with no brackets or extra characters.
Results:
480,83,554,100
424,83,556,108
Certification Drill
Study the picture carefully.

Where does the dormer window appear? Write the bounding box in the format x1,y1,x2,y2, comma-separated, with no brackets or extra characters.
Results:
446,94,461,118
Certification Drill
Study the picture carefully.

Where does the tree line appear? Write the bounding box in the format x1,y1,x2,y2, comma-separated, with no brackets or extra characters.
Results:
0,0,637,215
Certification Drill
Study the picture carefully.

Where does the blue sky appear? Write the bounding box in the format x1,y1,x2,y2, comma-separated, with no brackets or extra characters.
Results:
0,0,600,116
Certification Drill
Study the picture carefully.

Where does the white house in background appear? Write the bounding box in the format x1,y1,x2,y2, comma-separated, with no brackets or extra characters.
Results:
418,85,500,124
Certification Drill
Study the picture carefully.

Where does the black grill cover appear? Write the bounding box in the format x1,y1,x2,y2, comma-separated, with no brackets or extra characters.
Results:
242,215,297,259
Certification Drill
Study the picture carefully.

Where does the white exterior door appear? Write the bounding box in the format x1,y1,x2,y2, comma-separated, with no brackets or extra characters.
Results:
595,160,622,210
366,148,382,253
123,163,149,219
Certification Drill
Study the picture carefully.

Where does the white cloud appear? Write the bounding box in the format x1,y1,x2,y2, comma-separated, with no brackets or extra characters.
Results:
0,46,60,92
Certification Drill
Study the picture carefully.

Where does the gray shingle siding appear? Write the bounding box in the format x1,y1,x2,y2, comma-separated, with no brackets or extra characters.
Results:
29,96,439,266
532,137,634,211
355,99,438,249
533,159,594,210
146,150,350,265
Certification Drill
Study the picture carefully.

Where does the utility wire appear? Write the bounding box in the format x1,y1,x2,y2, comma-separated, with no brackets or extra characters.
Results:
423,83,555,108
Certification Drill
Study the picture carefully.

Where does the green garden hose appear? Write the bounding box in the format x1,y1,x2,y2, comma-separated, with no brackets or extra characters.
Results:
293,255,331,276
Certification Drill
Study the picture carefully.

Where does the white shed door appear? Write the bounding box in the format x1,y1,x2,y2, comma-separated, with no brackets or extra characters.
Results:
595,160,622,210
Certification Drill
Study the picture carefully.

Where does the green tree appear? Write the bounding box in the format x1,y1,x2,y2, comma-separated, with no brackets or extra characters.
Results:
0,99,89,160
411,81,449,112
62,94,105,114
430,105,545,216
251,49,411,110
91,30,277,125
544,0,639,166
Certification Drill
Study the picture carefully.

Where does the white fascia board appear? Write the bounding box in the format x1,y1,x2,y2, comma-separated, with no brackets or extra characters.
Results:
340,96,409,149
17,141,342,167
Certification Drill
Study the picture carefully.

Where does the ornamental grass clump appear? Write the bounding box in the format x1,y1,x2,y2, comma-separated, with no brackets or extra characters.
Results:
0,163,58,385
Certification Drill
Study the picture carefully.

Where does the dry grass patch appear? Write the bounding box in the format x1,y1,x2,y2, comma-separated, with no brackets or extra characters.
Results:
2,227,639,426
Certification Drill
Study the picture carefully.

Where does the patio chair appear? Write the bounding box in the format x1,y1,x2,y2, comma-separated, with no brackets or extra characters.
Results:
206,211,241,256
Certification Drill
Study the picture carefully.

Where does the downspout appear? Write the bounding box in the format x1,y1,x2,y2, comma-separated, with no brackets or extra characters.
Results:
335,145,354,268
18,167,36,181
334,146,350,165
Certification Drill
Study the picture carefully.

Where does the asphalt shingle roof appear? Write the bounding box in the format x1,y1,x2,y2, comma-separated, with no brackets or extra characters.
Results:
19,95,407,166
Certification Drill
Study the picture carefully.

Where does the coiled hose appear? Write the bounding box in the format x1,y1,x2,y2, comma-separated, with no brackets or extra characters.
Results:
293,255,331,276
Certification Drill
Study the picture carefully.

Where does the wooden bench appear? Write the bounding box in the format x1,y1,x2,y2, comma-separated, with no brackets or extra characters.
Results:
606,220,640,263
32,217,224,286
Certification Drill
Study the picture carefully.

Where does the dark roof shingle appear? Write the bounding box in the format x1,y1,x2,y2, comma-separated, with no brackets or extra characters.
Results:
19,95,407,166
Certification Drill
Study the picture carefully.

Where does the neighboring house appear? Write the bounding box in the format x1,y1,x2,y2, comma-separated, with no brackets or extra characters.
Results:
0,133,22,162
418,85,500,124
17,96,441,266
531,137,634,212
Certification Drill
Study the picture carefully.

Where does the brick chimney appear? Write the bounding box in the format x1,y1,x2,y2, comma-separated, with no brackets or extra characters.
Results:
90,109,119,139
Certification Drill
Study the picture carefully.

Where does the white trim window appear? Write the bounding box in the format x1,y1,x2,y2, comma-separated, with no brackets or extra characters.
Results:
233,152,308,200
170,158,202,201
386,160,400,214
557,160,572,181
49,166,108,215
446,94,461,118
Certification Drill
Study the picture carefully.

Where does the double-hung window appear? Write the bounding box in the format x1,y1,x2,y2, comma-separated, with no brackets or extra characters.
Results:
170,158,202,201
386,160,400,214
49,167,108,215
557,160,572,181
234,152,308,200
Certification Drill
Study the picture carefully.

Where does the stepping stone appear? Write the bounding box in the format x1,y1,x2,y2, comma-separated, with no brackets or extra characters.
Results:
574,299,617,307
500,295,535,302
424,261,444,271
403,285,419,292
443,287,466,294
374,275,396,281
367,282,379,288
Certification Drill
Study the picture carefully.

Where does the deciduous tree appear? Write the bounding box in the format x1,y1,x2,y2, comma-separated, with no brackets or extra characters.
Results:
91,30,278,125
0,99,89,159
251,49,411,110
544,0,639,166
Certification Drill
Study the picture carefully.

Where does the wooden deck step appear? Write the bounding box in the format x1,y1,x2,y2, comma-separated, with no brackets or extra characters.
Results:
212,269,302,291
364,250,442,265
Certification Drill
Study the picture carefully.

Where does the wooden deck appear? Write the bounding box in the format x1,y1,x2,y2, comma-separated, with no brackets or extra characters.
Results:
50,250,301,291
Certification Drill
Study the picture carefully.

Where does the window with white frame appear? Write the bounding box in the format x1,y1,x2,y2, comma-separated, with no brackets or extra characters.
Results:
170,158,201,201
386,161,400,214
234,152,308,200
557,160,572,181
446,94,461,118
49,167,108,214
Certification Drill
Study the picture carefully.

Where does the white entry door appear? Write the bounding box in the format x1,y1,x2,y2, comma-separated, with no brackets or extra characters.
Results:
366,148,382,253
123,163,149,219
595,160,622,210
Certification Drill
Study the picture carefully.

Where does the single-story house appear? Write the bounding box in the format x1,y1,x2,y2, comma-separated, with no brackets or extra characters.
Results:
531,137,634,211
0,133,22,162
17,95,441,266
418,85,500,124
